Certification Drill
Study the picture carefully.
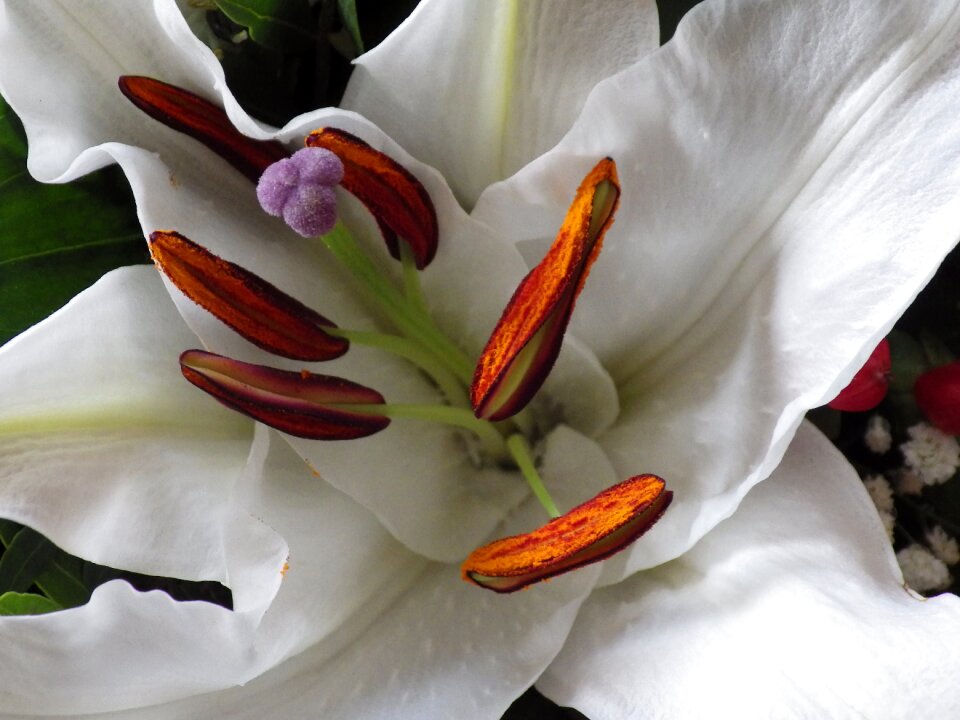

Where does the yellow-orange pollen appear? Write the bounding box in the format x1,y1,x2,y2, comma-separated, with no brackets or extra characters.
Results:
462,475,673,593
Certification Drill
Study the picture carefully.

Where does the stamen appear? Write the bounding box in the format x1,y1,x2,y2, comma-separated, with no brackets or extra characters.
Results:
321,222,474,381
149,231,348,361
462,474,672,593
257,148,344,237
337,402,508,461
180,350,389,440
506,434,560,518
306,127,438,269
118,76,287,182
472,158,620,421
399,241,429,316
326,327,468,408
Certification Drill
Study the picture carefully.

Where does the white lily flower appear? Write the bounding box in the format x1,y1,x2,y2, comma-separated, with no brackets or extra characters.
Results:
1,0,960,717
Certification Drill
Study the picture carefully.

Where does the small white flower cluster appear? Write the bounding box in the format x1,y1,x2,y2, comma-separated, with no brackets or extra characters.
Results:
896,544,952,593
862,474,896,541
893,468,925,496
852,381,960,595
927,525,960,565
900,423,960,486
864,414,892,454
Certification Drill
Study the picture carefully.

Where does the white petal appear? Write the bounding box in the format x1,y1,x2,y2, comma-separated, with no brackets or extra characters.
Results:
474,0,960,576
0,582,261,716
343,0,659,208
233,427,611,720
156,564,594,720
0,0,291,177
0,266,251,582
0,422,422,716
55,568,595,720
131,432,606,720
1,427,608,718
540,423,960,719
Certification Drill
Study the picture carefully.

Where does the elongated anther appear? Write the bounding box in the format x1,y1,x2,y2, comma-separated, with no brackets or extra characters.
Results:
462,474,672,593
472,158,620,421
180,350,390,440
119,76,288,182
305,127,438,268
150,231,348,361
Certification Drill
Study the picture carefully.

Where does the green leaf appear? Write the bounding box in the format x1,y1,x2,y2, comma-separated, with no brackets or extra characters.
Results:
0,527,56,593
920,329,956,368
0,96,148,346
34,550,91,608
887,330,926,425
82,561,124,591
0,591,61,616
0,518,22,547
215,0,316,52
337,0,363,54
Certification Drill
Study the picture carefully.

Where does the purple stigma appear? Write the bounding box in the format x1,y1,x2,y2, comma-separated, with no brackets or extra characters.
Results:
257,147,344,237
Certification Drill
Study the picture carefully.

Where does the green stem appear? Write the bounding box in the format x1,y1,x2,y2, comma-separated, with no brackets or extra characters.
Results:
506,434,560,518
327,327,468,407
399,241,429,316
339,402,508,460
321,222,474,382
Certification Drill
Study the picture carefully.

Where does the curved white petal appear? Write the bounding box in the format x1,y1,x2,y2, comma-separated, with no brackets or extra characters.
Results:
0,266,251,582
342,0,659,208
141,428,608,720
139,563,594,720
1,427,607,718
0,421,421,715
474,0,960,576
539,423,960,719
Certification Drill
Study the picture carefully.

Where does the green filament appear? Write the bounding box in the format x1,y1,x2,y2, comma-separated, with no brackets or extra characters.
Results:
326,327,468,407
399,241,429,316
506,434,561,518
319,221,561,520
321,222,474,382
338,402,508,461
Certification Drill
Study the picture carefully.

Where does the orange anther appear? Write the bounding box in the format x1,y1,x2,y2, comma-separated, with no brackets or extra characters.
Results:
306,127,438,269
471,158,620,421
462,473,671,593
119,76,288,182
149,231,348,361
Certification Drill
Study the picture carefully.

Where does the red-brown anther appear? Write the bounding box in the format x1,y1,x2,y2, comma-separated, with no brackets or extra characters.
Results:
149,231,348,362
118,76,288,183
305,127,438,269
180,350,390,440
462,474,672,593
471,158,620,421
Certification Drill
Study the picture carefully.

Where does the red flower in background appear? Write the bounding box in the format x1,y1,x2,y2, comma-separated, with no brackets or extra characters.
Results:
915,362,960,435
828,339,891,412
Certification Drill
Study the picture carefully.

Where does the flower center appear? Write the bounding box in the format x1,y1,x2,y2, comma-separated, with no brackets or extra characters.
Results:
120,75,672,592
